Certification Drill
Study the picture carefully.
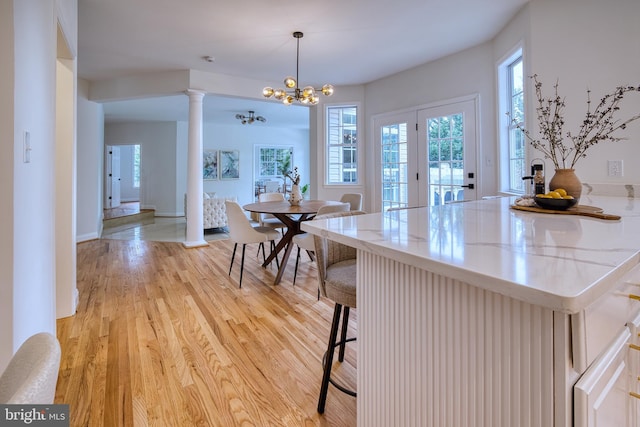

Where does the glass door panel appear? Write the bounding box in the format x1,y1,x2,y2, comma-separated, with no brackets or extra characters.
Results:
418,99,477,207
374,112,418,212
381,123,409,211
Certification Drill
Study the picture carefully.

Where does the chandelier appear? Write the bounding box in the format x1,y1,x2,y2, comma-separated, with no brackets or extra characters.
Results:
262,31,334,106
235,111,266,125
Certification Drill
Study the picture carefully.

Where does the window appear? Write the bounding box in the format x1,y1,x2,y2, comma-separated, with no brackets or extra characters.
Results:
498,48,525,194
326,106,358,184
133,144,141,188
256,147,293,179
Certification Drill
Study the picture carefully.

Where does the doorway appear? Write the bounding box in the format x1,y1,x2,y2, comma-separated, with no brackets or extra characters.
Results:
374,97,478,211
104,144,141,219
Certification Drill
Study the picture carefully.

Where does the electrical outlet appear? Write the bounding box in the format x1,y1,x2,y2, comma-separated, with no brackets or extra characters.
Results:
608,160,623,177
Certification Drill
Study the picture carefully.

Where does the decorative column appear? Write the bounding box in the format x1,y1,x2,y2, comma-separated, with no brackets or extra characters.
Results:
183,89,208,248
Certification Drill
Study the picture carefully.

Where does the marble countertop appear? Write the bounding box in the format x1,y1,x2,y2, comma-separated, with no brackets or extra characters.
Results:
301,195,640,313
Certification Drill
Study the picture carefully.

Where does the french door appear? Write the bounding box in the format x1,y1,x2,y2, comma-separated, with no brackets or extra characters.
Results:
375,98,478,211
378,112,417,211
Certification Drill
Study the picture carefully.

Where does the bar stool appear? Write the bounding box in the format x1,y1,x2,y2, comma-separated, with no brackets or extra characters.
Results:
339,193,363,211
291,202,350,289
313,210,365,413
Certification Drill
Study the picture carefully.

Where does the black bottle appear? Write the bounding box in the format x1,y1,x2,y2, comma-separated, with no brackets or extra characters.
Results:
533,164,545,195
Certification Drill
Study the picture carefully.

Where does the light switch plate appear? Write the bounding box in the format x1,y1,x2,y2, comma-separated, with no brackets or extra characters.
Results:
23,131,31,163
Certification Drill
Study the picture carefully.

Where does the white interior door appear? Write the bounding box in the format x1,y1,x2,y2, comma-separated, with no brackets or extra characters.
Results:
417,98,477,207
105,145,121,208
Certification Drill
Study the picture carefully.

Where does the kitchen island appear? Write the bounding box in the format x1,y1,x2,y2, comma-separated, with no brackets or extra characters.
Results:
302,195,640,427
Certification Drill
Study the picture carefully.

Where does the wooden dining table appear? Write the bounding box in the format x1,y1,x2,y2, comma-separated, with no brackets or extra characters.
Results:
243,199,344,285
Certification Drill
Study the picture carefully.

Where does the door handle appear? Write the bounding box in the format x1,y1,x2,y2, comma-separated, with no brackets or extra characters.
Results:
460,184,474,189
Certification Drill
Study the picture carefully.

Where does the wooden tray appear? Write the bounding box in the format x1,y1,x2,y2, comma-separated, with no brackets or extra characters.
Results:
510,204,621,220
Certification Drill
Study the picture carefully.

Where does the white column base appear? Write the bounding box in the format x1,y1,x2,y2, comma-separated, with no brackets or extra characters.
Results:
182,240,208,249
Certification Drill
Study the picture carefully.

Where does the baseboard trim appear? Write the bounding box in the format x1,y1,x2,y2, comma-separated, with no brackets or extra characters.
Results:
77,232,100,243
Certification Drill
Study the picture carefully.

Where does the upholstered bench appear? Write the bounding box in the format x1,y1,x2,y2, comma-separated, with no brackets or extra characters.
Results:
185,193,237,229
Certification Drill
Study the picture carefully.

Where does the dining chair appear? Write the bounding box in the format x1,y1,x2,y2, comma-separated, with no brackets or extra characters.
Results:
264,181,280,193
313,210,366,413
225,201,281,288
339,193,363,211
258,192,287,233
291,202,350,290
0,332,61,404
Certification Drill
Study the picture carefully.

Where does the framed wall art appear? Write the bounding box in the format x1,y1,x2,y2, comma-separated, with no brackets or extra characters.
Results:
220,150,240,180
203,149,218,180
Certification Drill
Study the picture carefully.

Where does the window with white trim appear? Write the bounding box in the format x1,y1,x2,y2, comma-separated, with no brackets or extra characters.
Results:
256,146,293,179
498,48,525,194
326,106,358,184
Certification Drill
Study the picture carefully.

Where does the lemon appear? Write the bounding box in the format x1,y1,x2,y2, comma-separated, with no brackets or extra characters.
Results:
538,194,552,198
555,188,568,197
562,195,574,200
535,194,546,198
548,191,562,199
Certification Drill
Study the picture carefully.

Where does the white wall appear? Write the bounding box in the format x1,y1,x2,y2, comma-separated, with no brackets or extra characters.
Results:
0,0,77,371
201,122,310,209
362,42,498,206
13,0,58,350
76,78,104,242
527,0,640,184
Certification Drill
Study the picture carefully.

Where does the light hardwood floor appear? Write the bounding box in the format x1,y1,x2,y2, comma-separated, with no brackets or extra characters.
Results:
56,238,357,426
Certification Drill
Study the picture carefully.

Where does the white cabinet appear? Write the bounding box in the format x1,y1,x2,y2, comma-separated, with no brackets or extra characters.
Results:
575,300,640,427
627,312,640,425
574,328,633,427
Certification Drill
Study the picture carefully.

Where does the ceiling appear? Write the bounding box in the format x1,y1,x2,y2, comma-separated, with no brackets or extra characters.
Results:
79,0,528,126
101,94,311,129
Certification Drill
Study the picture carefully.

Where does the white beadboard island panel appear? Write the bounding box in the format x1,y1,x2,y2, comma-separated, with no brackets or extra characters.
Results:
357,252,554,427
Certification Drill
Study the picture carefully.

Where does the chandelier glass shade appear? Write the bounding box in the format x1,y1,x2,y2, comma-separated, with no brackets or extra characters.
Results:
235,111,266,125
263,31,334,106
